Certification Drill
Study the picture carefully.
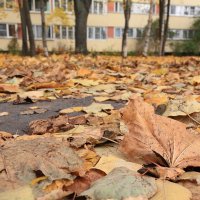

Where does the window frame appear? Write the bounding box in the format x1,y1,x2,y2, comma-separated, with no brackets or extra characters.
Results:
87,27,107,40
0,23,17,38
90,0,107,15
29,0,51,13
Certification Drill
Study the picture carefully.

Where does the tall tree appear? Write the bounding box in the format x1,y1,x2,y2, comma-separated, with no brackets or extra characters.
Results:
74,0,92,54
18,0,28,55
23,0,35,56
40,0,48,57
122,0,131,58
18,0,36,56
159,0,170,56
142,0,154,56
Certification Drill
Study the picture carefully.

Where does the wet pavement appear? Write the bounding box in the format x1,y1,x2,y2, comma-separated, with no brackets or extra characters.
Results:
0,97,125,135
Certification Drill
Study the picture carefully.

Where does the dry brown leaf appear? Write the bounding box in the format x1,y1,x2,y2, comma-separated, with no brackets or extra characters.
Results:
77,68,93,77
120,95,200,178
76,148,100,171
29,115,74,134
0,137,85,191
27,82,62,90
0,83,20,93
66,169,106,195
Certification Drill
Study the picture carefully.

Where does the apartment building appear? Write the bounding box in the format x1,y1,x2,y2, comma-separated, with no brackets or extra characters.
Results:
0,0,199,52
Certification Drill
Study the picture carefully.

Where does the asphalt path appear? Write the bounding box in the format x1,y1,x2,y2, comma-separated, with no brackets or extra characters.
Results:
0,97,125,135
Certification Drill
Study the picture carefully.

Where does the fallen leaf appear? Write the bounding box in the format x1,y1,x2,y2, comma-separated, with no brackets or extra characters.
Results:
20,108,47,115
191,75,200,85
76,149,100,171
120,95,200,179
83,103,114,115
0,112,9,116
151,180,192,200
80,167,157,200
29,115,74,134
66,169,106,195
77,68,93,77
0,83,20,93
163,98,200,117
0,186,34,200
179,172,200,185
94,156,142,174
0,137,84,190
27,82,62,90
72,79,99,87
59,106,83,114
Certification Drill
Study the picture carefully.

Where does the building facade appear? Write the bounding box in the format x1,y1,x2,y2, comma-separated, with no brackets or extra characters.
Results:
0,0,199,52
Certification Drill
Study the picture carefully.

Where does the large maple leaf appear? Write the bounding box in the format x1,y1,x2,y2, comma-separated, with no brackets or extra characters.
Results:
120,95,200,169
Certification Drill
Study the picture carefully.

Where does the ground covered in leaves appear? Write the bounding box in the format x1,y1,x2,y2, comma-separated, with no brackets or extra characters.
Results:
1,54,200,200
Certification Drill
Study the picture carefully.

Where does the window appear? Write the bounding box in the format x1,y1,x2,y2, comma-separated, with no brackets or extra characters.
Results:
170,5,200,16
29,0,50,11
6,0,14,9
128,28,134,38
0,24,16,37
88,27,107,39
55,25,61,39
115,27,123,38
54,0,73,12
68,27,74,39
168,29,193,40
8,24,15,37
62,26,67,39
90,0,106,14
33,25,53,39
36,25,42,38
114,27,144,38
131,3,155,14
170,5,176,15
114,1,123,13
46,26,53,39
0,24,6,37
0,0,4,8
136,28,143,38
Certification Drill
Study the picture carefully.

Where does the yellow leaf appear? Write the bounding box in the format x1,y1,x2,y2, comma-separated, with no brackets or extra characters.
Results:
151,180,192,200
31,176,48,186
59,107,83,114
94,156,142,174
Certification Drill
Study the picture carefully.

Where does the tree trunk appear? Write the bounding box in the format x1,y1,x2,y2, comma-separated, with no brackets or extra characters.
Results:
74,0,92,54
159,0,165,56
18,0,28,56
142,0,154,56
40,0,48,57
23,0,36,56
122,0,131,58
161,0,170,54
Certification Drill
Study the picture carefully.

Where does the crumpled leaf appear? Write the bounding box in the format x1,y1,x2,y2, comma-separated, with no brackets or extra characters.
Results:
29,115,74,134
66,169,106,195
0,137,84,190
59,106,83,114
179,172,200,185
83,103,114,115
0,83,20,93
163,98,200,117
151,180,192,200
72,79,99,87
80,167,157,200
120,96,200,174
0,186,34,200
94,156,142,174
